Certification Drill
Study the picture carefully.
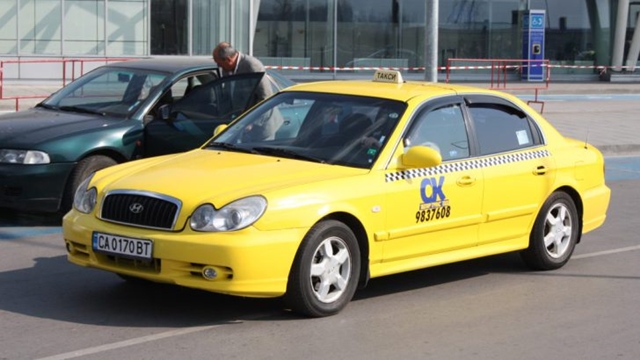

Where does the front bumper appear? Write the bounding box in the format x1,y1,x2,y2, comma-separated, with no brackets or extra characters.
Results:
0,162,74,212
62,210,307,298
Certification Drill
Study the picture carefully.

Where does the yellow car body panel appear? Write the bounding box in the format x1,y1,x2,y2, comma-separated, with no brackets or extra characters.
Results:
90,149,371,230
63,72,610,306
286,79,478,102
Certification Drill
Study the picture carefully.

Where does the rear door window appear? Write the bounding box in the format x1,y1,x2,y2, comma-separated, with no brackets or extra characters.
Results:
467,103,538,156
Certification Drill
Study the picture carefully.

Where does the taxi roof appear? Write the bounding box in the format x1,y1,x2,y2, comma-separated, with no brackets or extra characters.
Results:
282,77,496,102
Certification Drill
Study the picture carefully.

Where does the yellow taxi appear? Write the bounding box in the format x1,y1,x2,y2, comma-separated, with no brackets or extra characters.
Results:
63,70,610,317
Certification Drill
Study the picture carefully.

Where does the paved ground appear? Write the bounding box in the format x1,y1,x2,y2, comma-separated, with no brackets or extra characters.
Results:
537,97,640,156
1,78,639,156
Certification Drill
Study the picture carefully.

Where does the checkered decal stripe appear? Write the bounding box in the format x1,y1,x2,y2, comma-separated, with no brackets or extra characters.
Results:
385,149,551,182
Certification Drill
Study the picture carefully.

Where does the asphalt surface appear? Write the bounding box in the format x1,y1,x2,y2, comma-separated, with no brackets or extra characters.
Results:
0,178,639,360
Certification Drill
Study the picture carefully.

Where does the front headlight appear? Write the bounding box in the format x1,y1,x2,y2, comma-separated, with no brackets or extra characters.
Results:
73,174,97,214
0,149,50,164
190,196,267,232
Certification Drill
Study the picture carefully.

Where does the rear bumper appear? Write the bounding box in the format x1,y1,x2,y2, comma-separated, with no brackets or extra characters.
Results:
581,184,611,234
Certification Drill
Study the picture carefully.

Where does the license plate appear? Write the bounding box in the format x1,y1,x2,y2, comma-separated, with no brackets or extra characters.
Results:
92,232,153,260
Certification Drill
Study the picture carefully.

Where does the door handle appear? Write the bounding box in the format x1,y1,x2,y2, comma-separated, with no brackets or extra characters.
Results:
533,165,547,175
456,175,476,186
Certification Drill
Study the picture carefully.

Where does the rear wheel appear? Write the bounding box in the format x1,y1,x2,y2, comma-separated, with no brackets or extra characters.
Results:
286,220,361,317
60,155,117,213
520,192,579,270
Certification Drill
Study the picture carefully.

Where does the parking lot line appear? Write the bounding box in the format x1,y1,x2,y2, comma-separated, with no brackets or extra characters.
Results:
35,324,224,360
573,245,640,259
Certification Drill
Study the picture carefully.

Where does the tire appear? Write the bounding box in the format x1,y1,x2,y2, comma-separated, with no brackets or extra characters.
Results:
60,155,117,214
520,192,580,270
285,220,361,317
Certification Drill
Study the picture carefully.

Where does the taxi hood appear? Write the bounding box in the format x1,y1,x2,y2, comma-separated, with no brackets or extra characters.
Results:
95,148,367,208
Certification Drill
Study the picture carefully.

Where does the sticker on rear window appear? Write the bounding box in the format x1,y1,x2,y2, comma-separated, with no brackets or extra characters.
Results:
516,130,531,145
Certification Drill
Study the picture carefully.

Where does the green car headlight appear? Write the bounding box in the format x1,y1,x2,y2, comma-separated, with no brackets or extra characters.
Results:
190,196,267,232
73,175,97,214
0,149,50,164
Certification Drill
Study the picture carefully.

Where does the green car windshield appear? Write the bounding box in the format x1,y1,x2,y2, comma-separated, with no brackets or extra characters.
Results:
41,66,169,117
210,91,407,169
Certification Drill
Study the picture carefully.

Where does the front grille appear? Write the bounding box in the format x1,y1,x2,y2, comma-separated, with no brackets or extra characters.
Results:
100,190,181,230
105,254,161,273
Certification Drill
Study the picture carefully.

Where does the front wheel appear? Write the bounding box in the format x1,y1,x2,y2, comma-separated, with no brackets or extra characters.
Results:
520,192,580,270
285,220,361,317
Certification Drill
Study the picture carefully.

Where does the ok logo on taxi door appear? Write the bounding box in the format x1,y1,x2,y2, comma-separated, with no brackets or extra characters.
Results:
416,176,451,223
420,176,446,203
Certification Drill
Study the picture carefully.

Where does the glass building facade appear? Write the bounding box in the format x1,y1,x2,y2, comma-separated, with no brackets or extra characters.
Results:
0,0,636,80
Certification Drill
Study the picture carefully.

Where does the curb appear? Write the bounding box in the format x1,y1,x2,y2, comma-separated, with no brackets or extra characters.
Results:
597,144,640,157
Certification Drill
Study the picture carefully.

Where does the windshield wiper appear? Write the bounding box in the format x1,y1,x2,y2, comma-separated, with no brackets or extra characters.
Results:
252,147,326,163
206,141,257,154
59,105,105,116
35,103,59,110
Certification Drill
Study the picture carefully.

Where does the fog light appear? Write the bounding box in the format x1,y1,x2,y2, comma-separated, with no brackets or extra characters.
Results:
66,241,75,254
202,266,218,280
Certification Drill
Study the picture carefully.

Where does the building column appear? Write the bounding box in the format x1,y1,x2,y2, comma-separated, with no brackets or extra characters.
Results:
249,0,261,56
612,0,630,71
625,12,640,71
424,0,439,82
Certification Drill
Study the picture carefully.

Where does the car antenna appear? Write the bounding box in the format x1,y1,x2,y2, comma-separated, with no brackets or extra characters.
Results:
584,130,589,149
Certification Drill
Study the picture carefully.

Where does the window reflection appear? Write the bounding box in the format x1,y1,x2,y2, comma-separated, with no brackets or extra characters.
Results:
151,0,188,55
0,0,620,75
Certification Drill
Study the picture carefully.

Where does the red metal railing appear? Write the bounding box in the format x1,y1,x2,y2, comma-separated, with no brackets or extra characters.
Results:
445,58,551,113
3,57,557,113
0,58,133,111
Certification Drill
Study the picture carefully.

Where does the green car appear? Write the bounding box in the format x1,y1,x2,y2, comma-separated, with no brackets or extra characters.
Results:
0,58,294,213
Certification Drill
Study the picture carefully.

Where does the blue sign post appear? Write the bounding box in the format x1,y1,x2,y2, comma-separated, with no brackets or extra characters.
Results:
522,10,546,81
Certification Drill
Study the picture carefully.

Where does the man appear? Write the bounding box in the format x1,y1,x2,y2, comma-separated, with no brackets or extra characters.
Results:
212,42,282,141
212,42,272,106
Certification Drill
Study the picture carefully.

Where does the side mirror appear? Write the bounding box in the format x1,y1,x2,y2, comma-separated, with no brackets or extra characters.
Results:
214,124,228,137
401,145,442,169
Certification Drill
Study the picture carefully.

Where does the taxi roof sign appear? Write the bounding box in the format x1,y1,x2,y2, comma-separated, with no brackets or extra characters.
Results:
372,70,403,84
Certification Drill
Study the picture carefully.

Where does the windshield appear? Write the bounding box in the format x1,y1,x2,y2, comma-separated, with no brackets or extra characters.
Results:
210,91,406,169
41,65,170,117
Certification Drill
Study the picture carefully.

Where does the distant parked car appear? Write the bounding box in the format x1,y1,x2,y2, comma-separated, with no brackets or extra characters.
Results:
346,47,423,71
0,58,294,213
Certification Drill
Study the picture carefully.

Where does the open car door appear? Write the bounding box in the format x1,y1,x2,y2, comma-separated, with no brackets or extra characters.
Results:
143,72,266,157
